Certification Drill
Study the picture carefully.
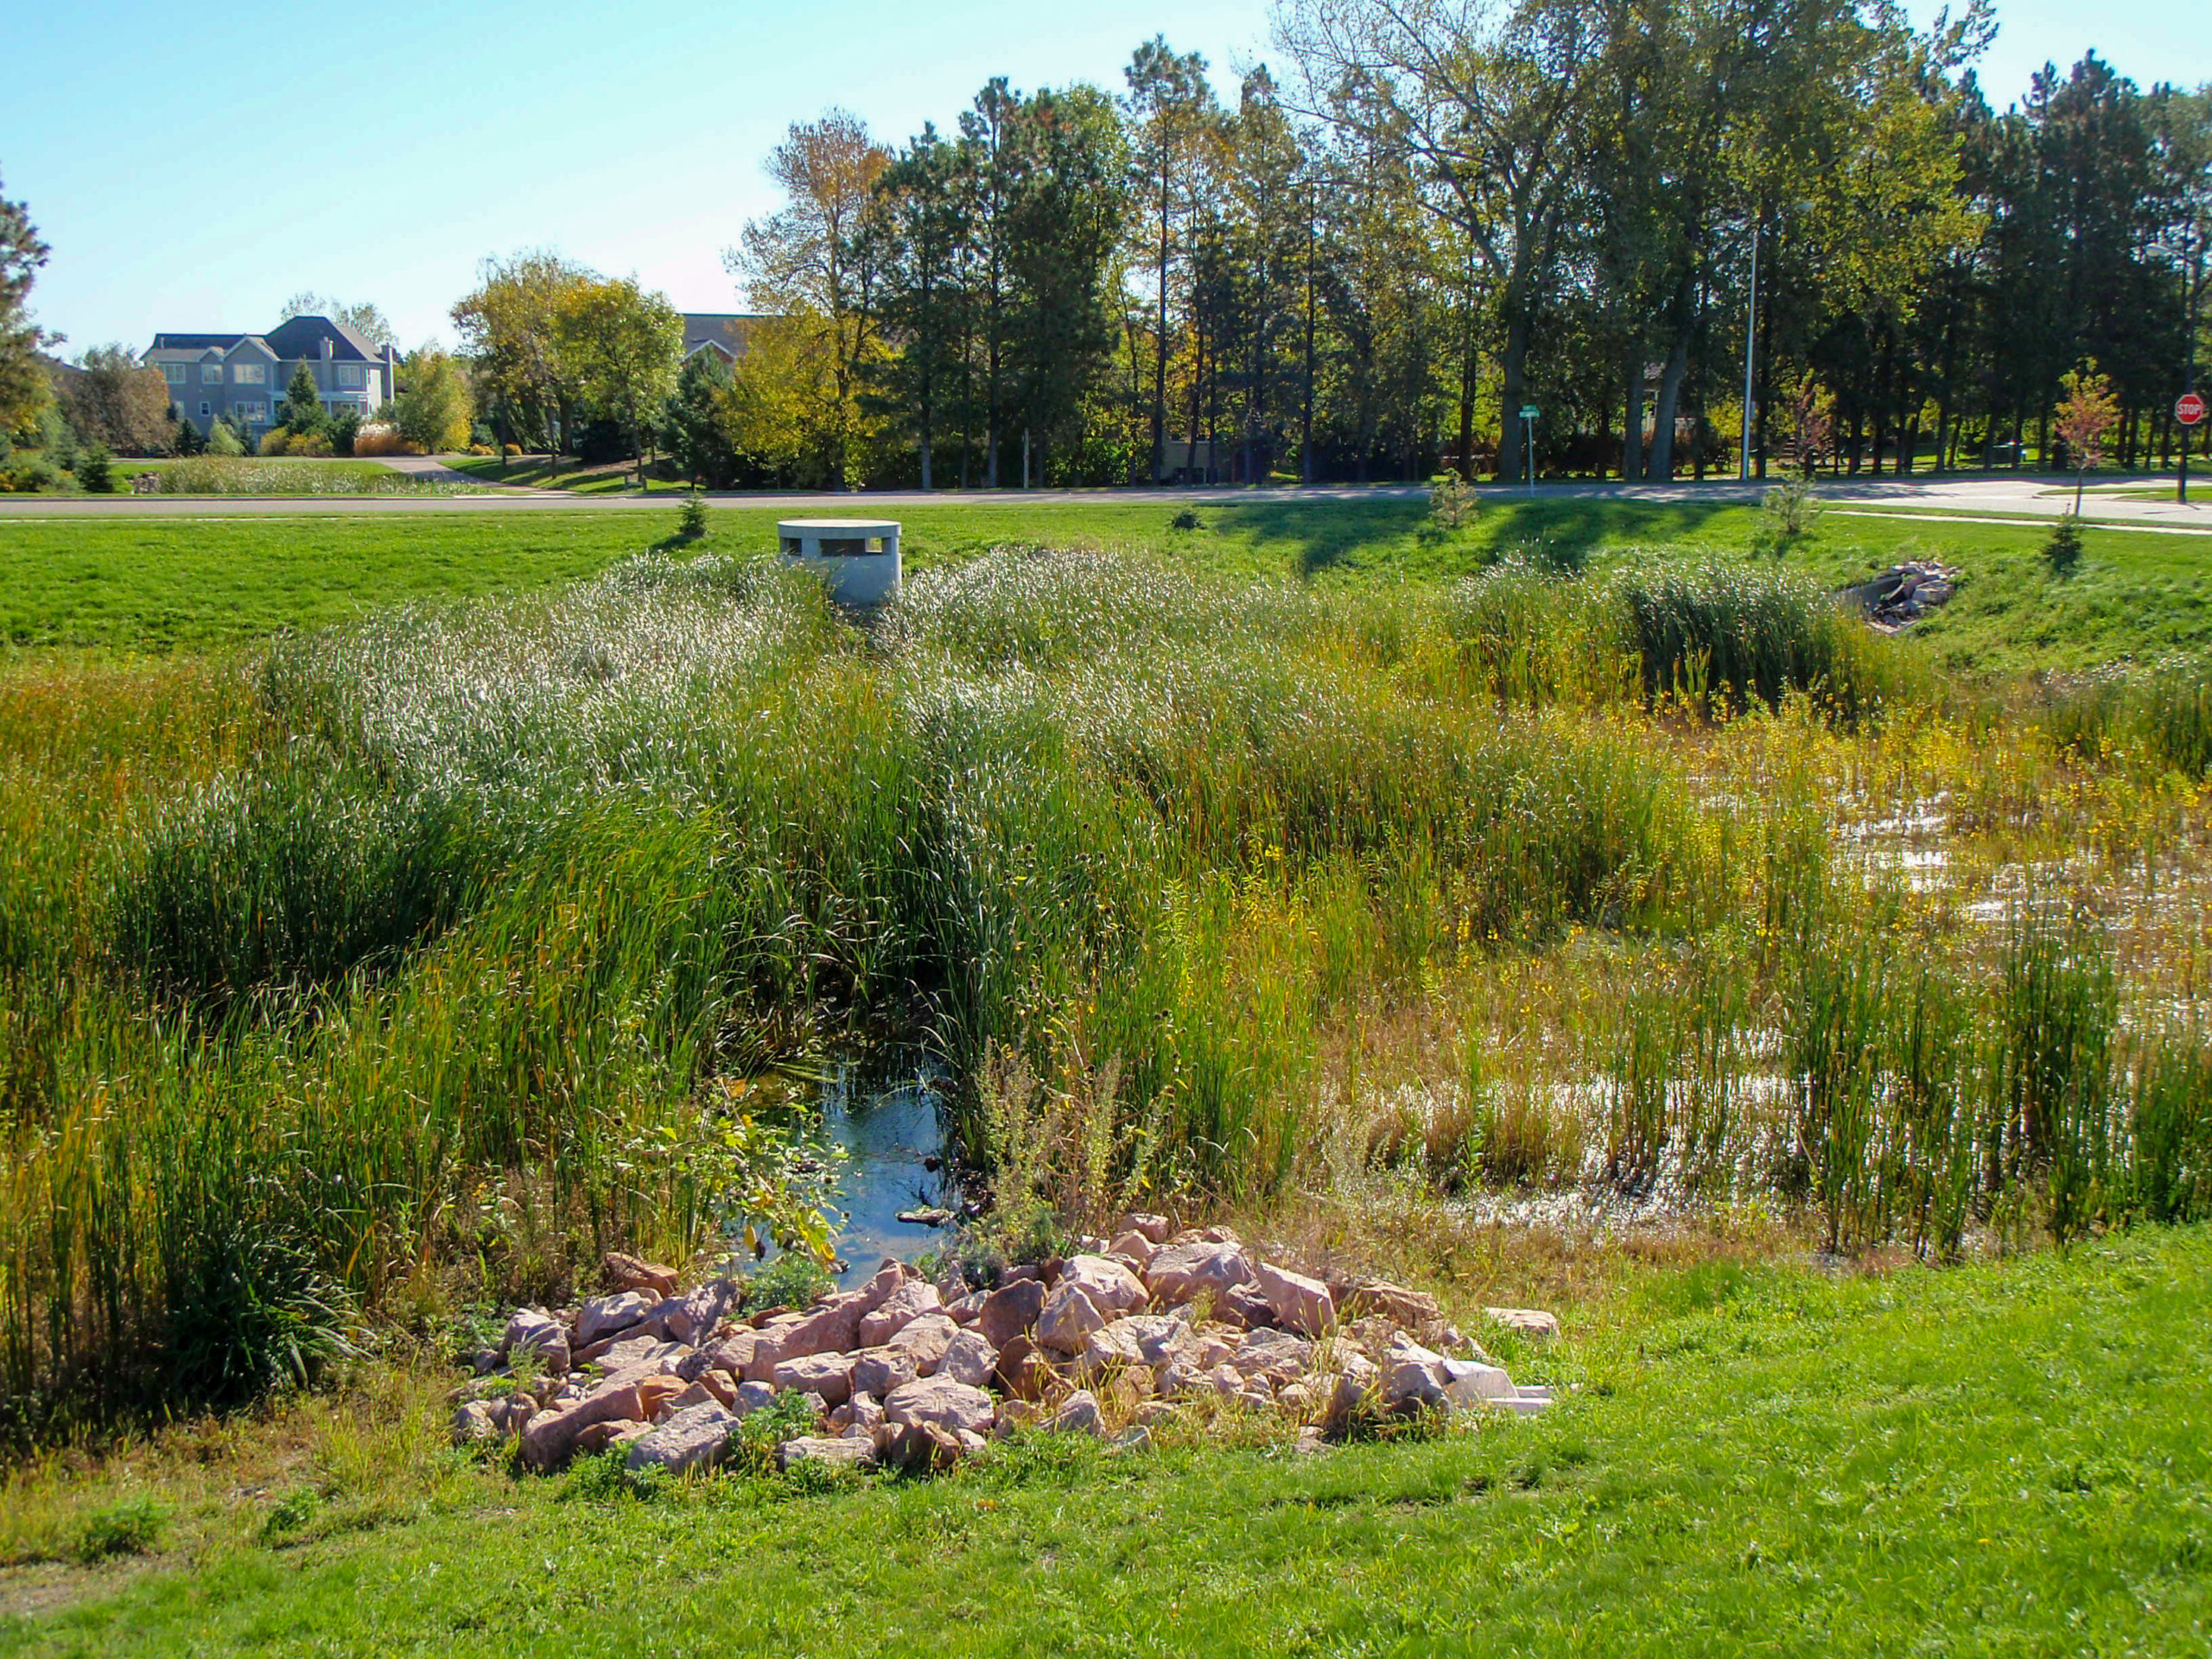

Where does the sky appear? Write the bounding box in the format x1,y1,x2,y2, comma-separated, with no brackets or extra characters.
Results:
3,0,2204,357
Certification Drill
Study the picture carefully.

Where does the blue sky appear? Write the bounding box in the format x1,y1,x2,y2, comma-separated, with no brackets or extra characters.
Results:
3,0,2202,356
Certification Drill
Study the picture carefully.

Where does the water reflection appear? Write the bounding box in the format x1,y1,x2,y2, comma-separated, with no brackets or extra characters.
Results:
817,1059,950,1285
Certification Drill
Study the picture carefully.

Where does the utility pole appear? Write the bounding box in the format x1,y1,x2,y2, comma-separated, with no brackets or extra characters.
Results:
2183,216,2202,506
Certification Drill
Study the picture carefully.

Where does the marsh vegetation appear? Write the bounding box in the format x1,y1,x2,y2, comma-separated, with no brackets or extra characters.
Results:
3,544,2211,1439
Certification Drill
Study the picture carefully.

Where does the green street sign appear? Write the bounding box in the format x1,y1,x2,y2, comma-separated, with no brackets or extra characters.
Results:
1520,405,1540,419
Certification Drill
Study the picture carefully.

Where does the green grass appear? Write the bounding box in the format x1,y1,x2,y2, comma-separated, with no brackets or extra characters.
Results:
3,494,2203,666
4,1227,2205,1656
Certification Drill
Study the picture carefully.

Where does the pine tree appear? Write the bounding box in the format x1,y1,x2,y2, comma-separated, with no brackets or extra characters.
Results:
280,363,327,436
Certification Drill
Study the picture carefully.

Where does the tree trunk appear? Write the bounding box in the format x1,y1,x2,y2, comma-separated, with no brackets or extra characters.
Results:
1623,353,1643,482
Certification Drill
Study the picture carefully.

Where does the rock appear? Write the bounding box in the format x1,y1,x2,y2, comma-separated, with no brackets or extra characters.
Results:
739,1314,809,1382
732,1380,778,1418
661,1379,727,1416
1143,1242,1254,1306
665,1280,741,1344
1121,1212,1173,1245
849,1345,920,1401
576,1291,656,1348
1440,1358,1515,1408
778,1436,872,1473
1035,1281,1110,1355
773,1351,858,1408
1234,1328,1314,1381
1484,1306,1560,1340
894,1206,954,1228
626,1402,737,1475
1133,1401,1179,1428
1201,1226,1243,1246
1058,1255,1147,1314
602,1252,679,1299
1213,1282,1278,1331
938,1328,1000,1389
1332,1279,1439,1329
1382,1335,1448,1412
1046,1389,1103,1436
1254,1262,1336,1338
976,1277,1048,1349
1078,1318,1151,1379
1109,1230,1158,1269
501,1308,572,1373
993,1399,1041,1438
883,1375,997,1438
888,1311,957,1374
467,1346,505,1376
879,1419,964,1473
522,1377,659,1471
1293,1425,1328,1455
767,1291,869,1364
1276,1382,1318,1418
452,1400,502,1446
857,1280,943,1348
849,1392,885,1434
571,1420,652,1457
1319,1351,1380,1427
857,1257,914,1311
945,1291,986,1325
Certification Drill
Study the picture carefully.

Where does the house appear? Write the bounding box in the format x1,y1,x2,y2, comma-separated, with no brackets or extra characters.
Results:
143,315,400,440
682,313,771,367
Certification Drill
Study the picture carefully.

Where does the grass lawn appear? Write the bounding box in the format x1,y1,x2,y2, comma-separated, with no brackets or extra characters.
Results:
0,492,2203,670
3,1226,2203,1656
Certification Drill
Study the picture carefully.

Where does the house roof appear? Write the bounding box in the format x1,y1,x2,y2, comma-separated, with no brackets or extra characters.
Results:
145,317,397,366
683,313,770,360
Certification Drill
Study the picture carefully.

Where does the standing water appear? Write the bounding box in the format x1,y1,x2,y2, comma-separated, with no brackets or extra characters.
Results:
816,1060,953,1285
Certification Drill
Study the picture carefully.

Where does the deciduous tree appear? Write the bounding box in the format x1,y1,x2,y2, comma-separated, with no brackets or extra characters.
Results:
554,276,683,486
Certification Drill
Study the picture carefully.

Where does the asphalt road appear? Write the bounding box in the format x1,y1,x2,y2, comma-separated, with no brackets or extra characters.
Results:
2,473,2208,529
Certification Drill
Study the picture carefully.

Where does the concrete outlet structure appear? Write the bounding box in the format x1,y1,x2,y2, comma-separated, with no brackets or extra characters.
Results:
779,518,902,607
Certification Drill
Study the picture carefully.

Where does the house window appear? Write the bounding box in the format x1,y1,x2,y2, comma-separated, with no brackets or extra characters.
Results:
234,401,269,423
335,365,364,390
200,364,223,384
232,363,266,385
198,402,211,417
160,363,186,385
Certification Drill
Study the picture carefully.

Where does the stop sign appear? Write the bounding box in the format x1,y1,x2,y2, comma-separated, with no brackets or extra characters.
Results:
2182,391,2208,427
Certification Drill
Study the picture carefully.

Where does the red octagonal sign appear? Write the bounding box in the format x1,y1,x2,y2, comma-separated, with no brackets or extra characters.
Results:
2181,391,2208,427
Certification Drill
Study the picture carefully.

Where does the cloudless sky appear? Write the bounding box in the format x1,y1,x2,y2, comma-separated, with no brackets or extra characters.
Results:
3,0,2203,355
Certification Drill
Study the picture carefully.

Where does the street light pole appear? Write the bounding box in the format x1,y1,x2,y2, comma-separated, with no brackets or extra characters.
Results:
1740,207,1760,483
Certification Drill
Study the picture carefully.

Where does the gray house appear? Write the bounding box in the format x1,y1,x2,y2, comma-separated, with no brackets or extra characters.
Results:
143,315,400,441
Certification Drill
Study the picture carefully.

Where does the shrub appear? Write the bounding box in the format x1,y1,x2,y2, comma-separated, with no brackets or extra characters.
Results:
329,410,361,456
1428,472,1478,531
2045,514,2085,576
677,491,709,538
350,424,417,456
257,429,290,457
1751,479,1821,556
207,419,245,457
1170,508,1203,531
504,443,523,457
76,1495,169,1561
736,1253,834,1314
0,451,71,493
78,442,115,493
729,1390,825,1478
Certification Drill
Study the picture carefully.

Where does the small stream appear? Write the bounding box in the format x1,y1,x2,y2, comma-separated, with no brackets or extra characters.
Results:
814,1059,955,1286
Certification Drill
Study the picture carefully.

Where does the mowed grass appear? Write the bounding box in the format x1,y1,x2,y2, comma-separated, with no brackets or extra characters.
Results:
4,1227,2205,1657
0,493,2202,669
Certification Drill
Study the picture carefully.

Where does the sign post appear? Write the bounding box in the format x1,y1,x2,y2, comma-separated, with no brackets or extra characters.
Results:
1520,404,1540,495
2179,392,2205,506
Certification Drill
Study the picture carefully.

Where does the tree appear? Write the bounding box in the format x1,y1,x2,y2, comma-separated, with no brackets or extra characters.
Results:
450,251,595,453
279,362,328,437
60,345,175,454
661,348,741,487
550,276,683,486
729,111,891,489
1124,39,1222,481
280,292,396,348
387,350,473,453
0,168,54,438
207,416,245,457
873,124,969,489
2054,364,2118,511
1277,0,1597,485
